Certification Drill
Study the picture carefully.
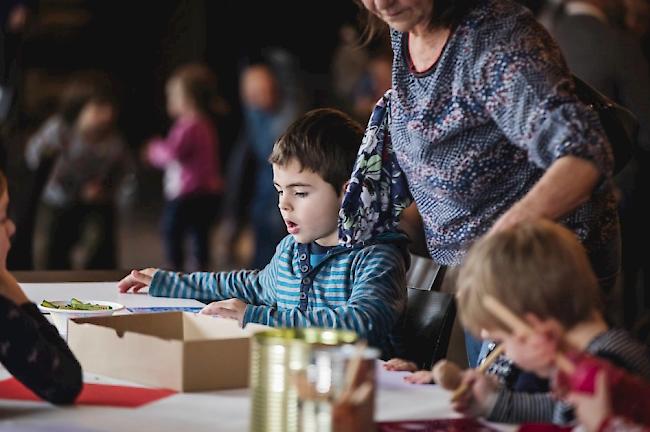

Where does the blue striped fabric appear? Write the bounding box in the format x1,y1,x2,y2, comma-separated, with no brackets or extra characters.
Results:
148,233,409,353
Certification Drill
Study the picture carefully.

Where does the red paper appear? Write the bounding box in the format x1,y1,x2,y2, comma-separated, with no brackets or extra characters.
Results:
0,377,176,408
377,418,500,431
554,352,650,426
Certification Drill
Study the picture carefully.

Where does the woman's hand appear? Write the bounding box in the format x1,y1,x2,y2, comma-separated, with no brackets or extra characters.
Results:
488,200,538,235
383,358,419,372
489,156,600,235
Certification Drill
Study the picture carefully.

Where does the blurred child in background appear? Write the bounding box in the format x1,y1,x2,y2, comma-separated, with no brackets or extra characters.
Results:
25,71,135,270
220,55,302,270
145,63,223,271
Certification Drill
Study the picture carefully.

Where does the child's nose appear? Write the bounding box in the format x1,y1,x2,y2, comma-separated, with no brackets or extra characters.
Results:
278,196,291,212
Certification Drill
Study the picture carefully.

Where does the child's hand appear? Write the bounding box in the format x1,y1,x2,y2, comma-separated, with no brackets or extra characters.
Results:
404,370,434,384
451,369,500,418
384,358,418,372
81,180,105,202
566,371,611,432
513,315,561,377
200,298,248,325
492,314,561,378
141,137,162,165
432,359,463,389
117,268,157,293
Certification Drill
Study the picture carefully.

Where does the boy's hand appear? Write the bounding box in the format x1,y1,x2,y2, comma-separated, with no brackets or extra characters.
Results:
117,268,157,293
404,370,435,384
505,314,561,378
200,299,248,325
566,371,611,432
384,358,418,372
451,369,500,418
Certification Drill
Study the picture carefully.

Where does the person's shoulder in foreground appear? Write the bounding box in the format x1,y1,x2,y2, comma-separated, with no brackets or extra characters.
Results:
0,171,82,404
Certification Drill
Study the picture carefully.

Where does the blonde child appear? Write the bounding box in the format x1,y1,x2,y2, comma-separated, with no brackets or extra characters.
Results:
0,171,82,404
453,219,650,425
120,108,408,356
145,63,223,271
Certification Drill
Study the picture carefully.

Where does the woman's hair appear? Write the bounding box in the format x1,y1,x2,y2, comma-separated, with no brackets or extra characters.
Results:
355,0,477,43
456,219,601,336
169,63,220,116
269,108,364,193
59,71,116,126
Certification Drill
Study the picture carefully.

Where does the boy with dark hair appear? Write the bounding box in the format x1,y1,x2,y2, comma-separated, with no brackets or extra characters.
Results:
119,108,409,356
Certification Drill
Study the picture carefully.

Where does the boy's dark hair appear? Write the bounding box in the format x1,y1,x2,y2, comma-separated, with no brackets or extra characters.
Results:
355,0,476,44
59,71,117,126
170,63,221,116
269,108,363,193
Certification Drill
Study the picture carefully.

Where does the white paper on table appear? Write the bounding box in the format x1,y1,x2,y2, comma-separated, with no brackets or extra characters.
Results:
0,424,99,432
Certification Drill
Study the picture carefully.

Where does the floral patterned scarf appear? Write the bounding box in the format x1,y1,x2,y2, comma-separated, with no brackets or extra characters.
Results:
339,90,413,247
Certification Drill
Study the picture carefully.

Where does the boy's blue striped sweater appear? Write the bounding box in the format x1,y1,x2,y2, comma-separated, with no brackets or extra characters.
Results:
149,233,409,355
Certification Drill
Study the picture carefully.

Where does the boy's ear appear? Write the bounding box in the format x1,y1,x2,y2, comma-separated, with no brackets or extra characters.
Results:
339,181,350,197
336,181,350,202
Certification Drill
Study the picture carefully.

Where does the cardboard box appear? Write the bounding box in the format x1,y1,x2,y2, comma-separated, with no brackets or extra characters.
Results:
67,312,268,392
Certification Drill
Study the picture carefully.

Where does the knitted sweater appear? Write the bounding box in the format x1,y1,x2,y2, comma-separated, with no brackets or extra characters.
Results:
389,0,619,279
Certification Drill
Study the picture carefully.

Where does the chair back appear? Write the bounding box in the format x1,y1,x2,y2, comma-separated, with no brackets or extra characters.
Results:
402,254,456,370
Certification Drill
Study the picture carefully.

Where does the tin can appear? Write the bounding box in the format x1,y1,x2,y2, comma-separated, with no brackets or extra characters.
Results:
249,328,358,432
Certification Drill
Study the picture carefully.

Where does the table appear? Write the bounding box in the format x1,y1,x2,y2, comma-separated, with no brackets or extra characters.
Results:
0,369,496,432
0,280,516,431
21,281,204,311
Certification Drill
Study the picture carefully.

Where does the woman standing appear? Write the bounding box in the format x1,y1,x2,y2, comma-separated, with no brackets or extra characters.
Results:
354,0,620,367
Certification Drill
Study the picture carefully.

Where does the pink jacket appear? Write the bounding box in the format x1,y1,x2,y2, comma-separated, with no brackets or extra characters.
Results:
148,116,223,200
